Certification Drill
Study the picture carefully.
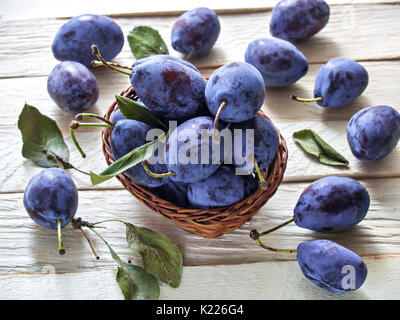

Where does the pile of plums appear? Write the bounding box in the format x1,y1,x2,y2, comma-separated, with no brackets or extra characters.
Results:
22,0,400,296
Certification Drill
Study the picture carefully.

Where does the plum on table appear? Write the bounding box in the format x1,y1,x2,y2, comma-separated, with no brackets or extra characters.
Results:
52,14,124,67
47,61,99,114
245,38,309,87
171,7,220,58
270,0,330,41
347,105,400,161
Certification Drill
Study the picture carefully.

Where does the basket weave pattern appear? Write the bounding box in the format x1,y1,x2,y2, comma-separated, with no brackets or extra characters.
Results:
101,86,288,238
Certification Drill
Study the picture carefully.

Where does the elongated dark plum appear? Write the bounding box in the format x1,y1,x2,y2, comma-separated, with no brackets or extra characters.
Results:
314,58,369,107
23,168,78,229
187,166,246,209
297,240,368,293
205,62,265,123
110,119,169,188
231,114,279,172
294,176,370,232
245,38,309,87
164,116,226,183
347,105,400,161
171,7,220,58
52,14,124,67
47,61,99,114
151,181,190,208
132,54,200,73
270,0,330,41
131,59,206,120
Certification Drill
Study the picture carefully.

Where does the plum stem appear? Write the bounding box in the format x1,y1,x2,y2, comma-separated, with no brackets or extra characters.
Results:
75,113,114,126
79,227,100,260
291,95,323,103
253,156,268,190
249,217,297,254
46,150,90,176
57,219,66,255
70,120,114,159
91,44,134,77
69,125,86,159
142,160,176,178
213,100,228,144
91,60,133,71
184,48,195,61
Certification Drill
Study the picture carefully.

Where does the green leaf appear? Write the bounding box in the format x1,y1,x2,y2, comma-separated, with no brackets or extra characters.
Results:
125,223,183,288
91,228,159,300
18,104,70,168
116,95,167,129
90,132,168,185
116,262,160,300
293,129,349,166
127,26,169,59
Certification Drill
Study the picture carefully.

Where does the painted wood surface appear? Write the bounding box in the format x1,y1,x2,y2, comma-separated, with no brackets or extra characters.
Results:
0,0,399,300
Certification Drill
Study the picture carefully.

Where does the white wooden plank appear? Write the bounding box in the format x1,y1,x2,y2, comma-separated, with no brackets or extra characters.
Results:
1,255,400,299
0,5,399,78
0,178,398,274
0,0,398,21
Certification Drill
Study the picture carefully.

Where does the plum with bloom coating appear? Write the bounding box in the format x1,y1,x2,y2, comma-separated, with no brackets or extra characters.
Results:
47,61,99,114
297,240,367,293
23,168,78,229
205,62,265,123
171,7,220,58
245,38,309,87
347,105,400,161
270,0,330,41
294,176,370,232
52,14,124,67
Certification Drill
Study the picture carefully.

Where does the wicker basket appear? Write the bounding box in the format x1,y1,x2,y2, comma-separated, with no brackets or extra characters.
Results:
101,86,288,238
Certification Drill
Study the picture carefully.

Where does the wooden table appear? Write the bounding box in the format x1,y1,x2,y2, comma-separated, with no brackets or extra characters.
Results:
0,0,399,300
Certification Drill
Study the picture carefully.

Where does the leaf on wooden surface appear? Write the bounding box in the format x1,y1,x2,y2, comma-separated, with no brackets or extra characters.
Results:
18,104,70,168
116,262,160,300
127,26,169,59
90,132,167,185
116,95,167,129
293,129,349,166
125,223,183,288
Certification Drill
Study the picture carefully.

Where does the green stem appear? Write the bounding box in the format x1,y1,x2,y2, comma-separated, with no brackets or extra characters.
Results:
253,156,268,190
91,44,134,77
75,113,114,127
57,219,65,255
184,48,195,61
142,160,176,178
213,100,228,144
69,126,86,159
46,150,90,175
291,95,323,103
91,60,133,71
249,217,297,254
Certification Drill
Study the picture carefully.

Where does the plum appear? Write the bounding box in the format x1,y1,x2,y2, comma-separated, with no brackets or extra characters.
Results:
297,240,368,293
294,176,370,232
132,54,200,73
187,166,246,209
52,14,124,67
131,58,207,120
205,62,265,123
110,119,169,188
270,0,330,41
231,114,280,172
151,181,190,208
47,61,99,114
245,38,309,87
171,7,220,58
23,168,78,229
347,105,400,161
313,58,369,107
164,116,227,183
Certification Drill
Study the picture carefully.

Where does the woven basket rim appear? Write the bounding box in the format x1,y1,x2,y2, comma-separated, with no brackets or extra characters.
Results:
101,85,288,238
